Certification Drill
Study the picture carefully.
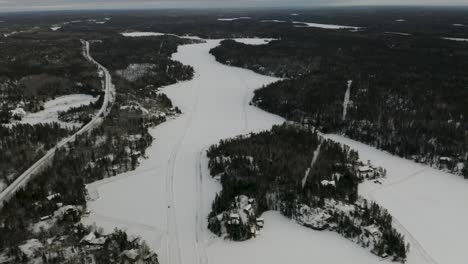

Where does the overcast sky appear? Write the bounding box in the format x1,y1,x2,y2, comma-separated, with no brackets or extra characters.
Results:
1,0,467,12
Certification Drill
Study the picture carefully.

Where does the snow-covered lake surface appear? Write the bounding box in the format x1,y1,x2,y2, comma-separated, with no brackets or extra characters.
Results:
261,19,286,23
293,21,361,30
83,34,468,264
324,134,468,264
217,17,251,21
232,38,275,45
442,37,468,42
16,94,97,128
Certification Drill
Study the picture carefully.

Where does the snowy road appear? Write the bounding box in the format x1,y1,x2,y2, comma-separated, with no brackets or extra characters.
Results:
84,37,468,264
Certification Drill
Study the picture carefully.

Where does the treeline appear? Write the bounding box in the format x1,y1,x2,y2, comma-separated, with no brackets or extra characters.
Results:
211,31,468,178
207,124,407,261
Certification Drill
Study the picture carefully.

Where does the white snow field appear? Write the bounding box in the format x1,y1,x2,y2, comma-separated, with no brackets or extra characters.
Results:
293,21,361,30
232,38,276,45
442,37,468,42
217,17,251,21
325,134,468,264
17,94,98,128
83,35,467,264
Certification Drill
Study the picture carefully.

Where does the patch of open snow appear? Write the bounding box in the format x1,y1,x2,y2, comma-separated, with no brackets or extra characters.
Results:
50,26,61,31
302,143,322,188
16,94,98,128
395,19,406,22
121,31,202,40
385,32,411,36
122,32,166,37
18,239,43,258
233,38,276,45
442,37,468,42
290,13,299,16
452,24,464,27
261,20,286,23
293,21,361,30
217,17,251,21
342,80,352,120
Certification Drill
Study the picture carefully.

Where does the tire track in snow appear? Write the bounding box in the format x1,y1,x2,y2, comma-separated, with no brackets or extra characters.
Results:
164,78,202,264
195,146,209,264
366,168,439,264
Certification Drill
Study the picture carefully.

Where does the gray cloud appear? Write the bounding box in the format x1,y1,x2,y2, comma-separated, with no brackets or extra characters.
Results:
0,0,467,12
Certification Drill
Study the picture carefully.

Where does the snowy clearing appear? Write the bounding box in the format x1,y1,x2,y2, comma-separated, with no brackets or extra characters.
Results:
342,80,352,121
217,17,251,21
122,32,167,37
301,143,322,188
293,21,361,30
50,26,61,31
385,32,411,36
442,37,468,42
121,31,202,40
233,38,276,45
260,20,286,23
15,94,98,128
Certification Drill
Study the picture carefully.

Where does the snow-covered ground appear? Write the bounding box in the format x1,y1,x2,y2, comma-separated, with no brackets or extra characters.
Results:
15,94,98,128
324,134,468,264
260,20,286,23
83,37,397,264
442,37,468,42
342,80,352,121
232,38,275,45
293,21,360,30
83,33,468,264
217,17,251,21
385,32,411,36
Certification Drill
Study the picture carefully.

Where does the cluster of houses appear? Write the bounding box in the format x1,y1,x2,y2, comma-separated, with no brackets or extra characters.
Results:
356,161,386,181
214,195,265,238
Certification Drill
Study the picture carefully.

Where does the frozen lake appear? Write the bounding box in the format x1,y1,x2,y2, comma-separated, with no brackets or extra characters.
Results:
84,36,467,264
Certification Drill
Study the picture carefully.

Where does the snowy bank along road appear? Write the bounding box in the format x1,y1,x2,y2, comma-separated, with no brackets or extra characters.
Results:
84,34,468,264
0,40,115,207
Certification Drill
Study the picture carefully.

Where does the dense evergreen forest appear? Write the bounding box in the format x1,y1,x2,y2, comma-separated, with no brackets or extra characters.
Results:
210,31,468,178
207,124,407,261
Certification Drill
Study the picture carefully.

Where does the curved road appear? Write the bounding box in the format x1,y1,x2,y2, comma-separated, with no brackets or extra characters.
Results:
0,40,115,207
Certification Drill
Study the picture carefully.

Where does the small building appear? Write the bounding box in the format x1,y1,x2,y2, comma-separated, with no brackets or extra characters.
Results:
243,204,253,214
256,218,264,228
228,213,240,225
